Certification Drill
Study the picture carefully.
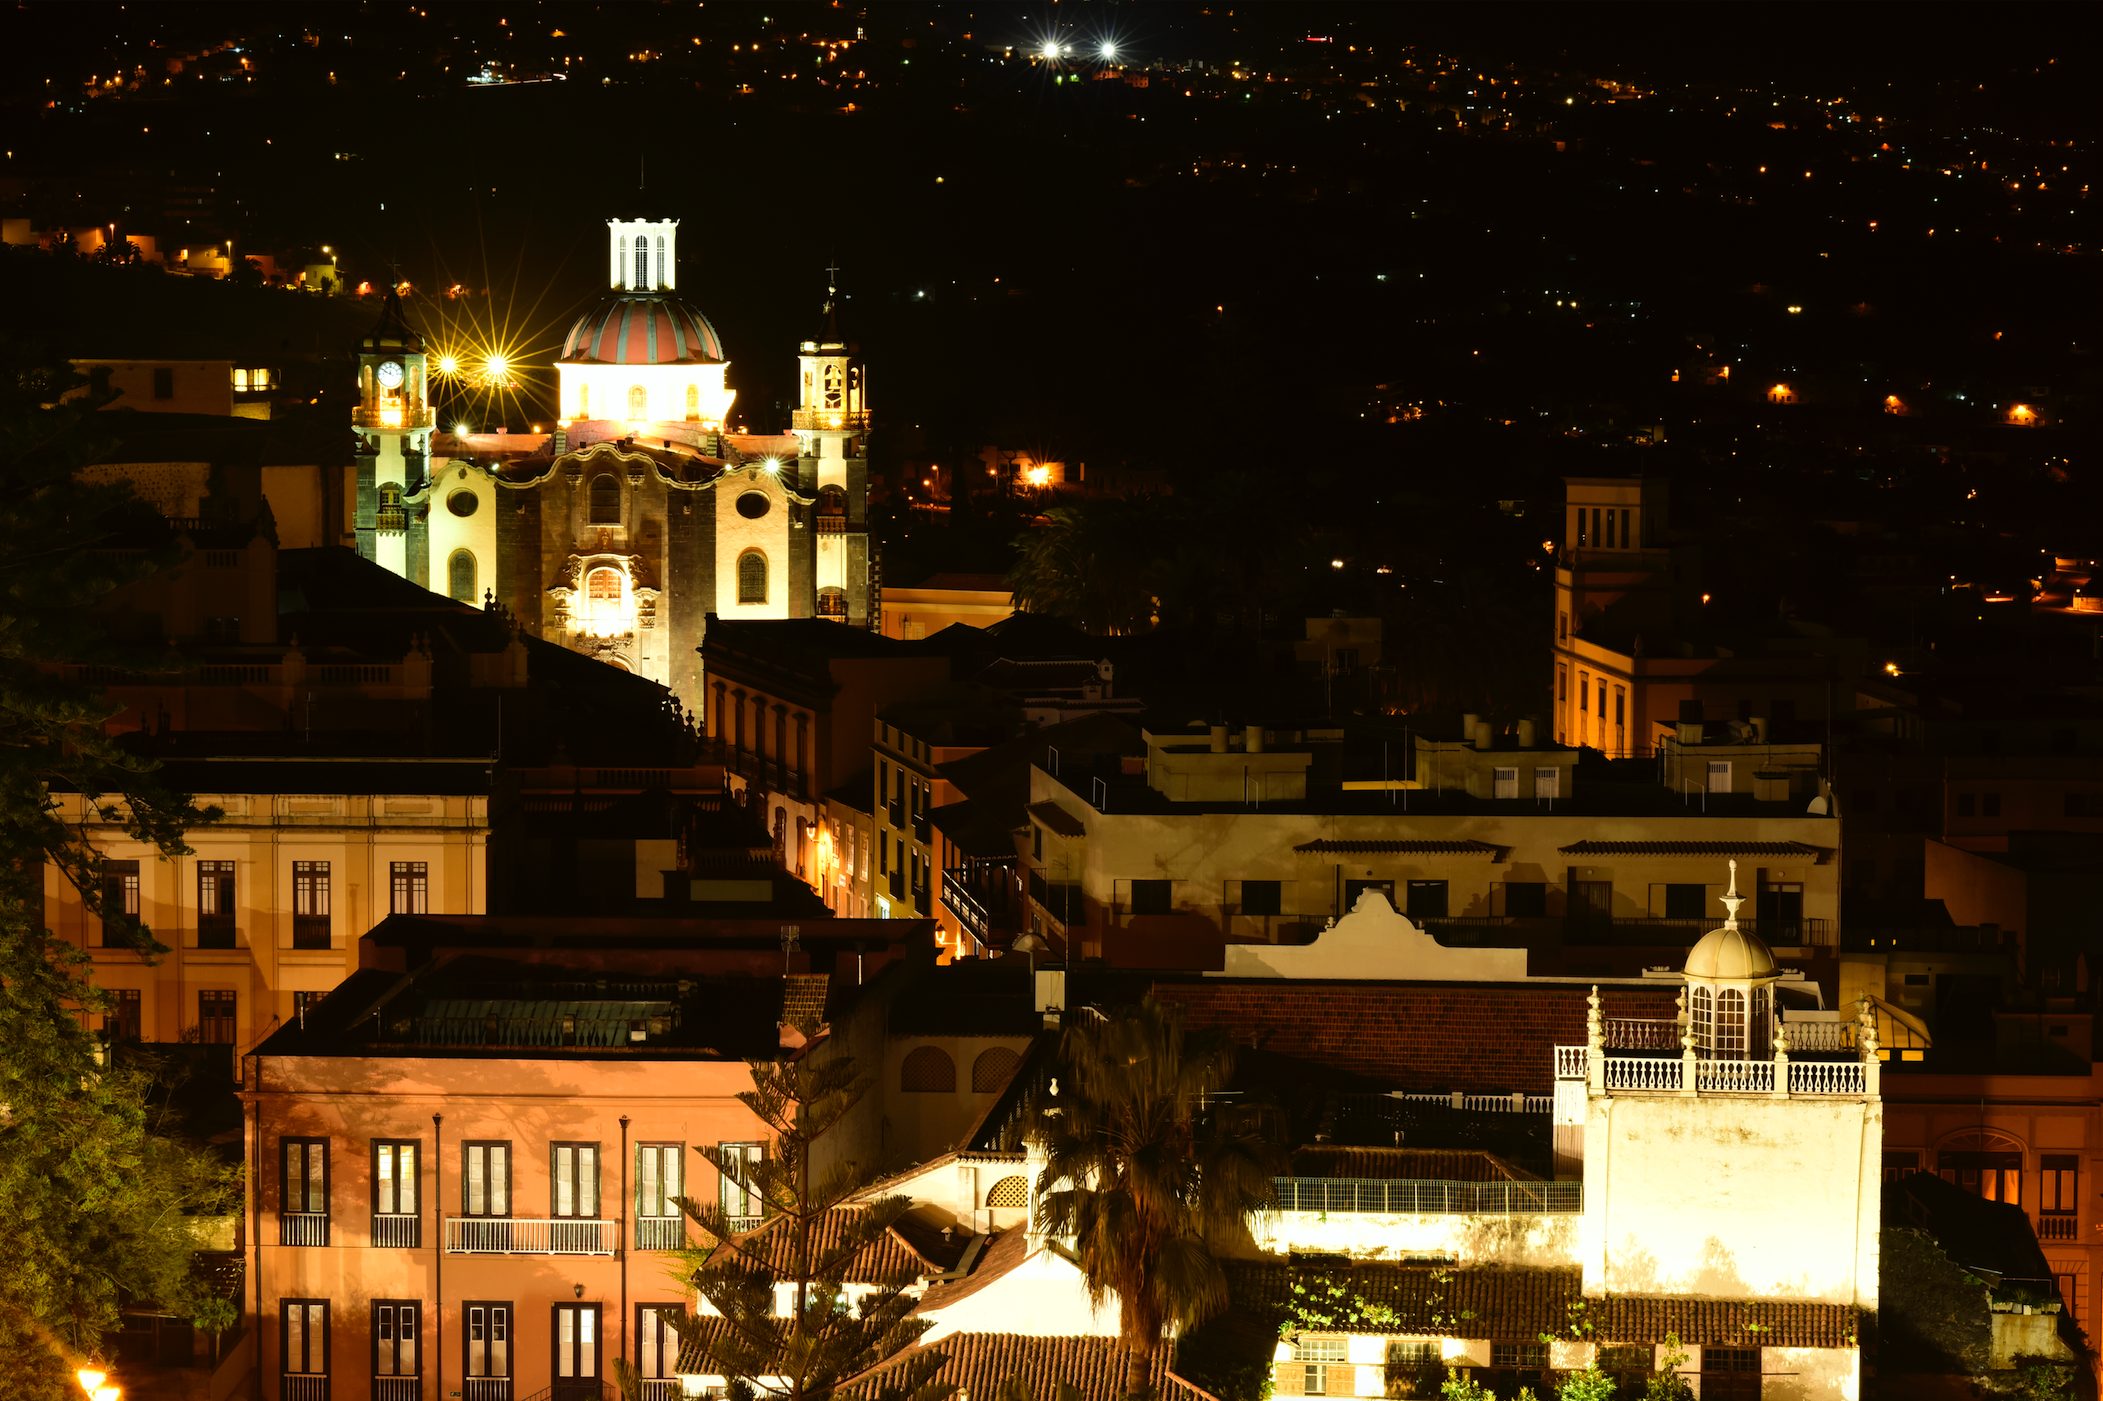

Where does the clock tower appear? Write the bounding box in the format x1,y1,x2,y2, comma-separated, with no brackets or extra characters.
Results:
352,286,434,571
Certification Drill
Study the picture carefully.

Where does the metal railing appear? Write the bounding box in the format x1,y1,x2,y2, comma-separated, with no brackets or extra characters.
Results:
281,1376,328,1401
371,1213,420,1248
444,1216,616,1255
1393,1092,1553,1114
1273,1177,1581,1216
354,404,437,430
639,1381,683,1401
912,810,931,843
463,1380,513,1401
280,1213,328,1247
1565,916,1832,947
634,1216,686,1251
375,1378,421,1401
791,408,869,432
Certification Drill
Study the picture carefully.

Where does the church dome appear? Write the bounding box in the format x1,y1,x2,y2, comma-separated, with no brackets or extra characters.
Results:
560,294,724,366
1684,923,1777,980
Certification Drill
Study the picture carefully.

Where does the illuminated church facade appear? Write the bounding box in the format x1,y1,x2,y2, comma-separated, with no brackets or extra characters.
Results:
350,216,874,710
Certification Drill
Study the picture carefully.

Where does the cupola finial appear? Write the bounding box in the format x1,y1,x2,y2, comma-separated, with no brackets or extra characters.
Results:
1720,858,1743,930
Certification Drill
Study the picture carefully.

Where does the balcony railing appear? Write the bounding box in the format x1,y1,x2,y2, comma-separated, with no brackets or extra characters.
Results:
791,408,870,432
1392,1092,1553,1114
639,1381,683,1401
292,917,332,951
887,869,904,900
354,403,437,430
280,1213,328,1247
885,798,904,829
2039,1216,2078,1241
444,1216,616,1255
911,810,931,843
371,1213,420,1248
375,1378,421,1401
1602,1018,1680,1050
1562,916,1832,947
1273,1177,1582,1216
1572,1052,1872,1097
281,1376,328,1401
942,879,1017,941
1780,1021,1855,1052
633,1216,686,1251
913,885,932,917
463,1380,512,1401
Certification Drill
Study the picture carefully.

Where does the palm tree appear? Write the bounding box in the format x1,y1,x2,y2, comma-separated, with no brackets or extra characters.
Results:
1029,996,1284,1400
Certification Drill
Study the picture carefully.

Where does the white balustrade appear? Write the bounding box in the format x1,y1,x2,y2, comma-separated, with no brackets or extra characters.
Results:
281,1377,329,1401
1554,1046,1589,1080
370,1213,420,1248
463,1379,513,1401
1781,1021,1854,1052
445,1215,616,1255
1696,1059,1777,1094
1602,1057,1685,1092
634,1216,687,1251
1788,1060,1868,1095
279,1213,328,1247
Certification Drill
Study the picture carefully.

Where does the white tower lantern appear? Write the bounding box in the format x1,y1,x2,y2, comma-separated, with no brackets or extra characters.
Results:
1681,860,1780,1060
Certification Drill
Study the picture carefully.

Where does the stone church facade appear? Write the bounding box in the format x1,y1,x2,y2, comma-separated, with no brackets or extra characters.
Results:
351,216,874,711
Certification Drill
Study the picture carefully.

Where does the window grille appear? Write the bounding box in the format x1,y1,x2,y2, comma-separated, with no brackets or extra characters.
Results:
448,550,476,604
738,551,768,604
985,1175,1029,1207
1494,767,1518,798
972,1047,1022,1092
901,1046,956,1092
1715,988,1748,1057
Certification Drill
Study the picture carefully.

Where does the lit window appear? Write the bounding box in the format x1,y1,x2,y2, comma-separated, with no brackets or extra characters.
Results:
627,384,648,418
738,550,767,605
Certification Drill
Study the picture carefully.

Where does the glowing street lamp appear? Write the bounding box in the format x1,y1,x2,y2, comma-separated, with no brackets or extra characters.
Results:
76,1369,108,1394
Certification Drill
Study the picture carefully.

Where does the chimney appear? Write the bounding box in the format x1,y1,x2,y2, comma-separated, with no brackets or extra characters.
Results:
1208,724,1228,753
1472,721,1494,751
1516,717,1537,748
1245,724,1265,754
1461,712,1480,740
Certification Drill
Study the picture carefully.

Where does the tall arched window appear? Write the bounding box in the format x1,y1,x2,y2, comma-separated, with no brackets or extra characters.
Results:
1689,986,1713,1057
685,384,700,419
901,1046,956,1093
447,549,476,604
589,474,620,524
822,363,843,409
582,567,625,635
618,236,627,287
1715,989,1747,1059
738,550,767,605
577,383,590,418
655,235,665,287
635,242,649,288
627,384,648,419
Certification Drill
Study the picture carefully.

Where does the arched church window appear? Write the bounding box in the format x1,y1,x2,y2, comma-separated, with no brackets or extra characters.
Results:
1689,985,1713,1057
447,550,476,604
738,550,768,605
627,384,648,419
584,567,625,633
685,384,700,419
587,568,623,603
816,486,846,518
822,363,843,410
655,236,665,287
816,587,848,619
635,241,649,289
589,474,620,524
1715,988,1747,1059
578,383,590,418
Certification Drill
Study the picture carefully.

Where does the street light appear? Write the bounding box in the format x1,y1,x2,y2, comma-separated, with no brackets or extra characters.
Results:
76,1369,108,1394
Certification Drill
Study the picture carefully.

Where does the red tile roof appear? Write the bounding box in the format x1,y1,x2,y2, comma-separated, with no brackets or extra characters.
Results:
1558,840,1833,864
1158,982,1679,1094
719,1208,943,1285
1293,839,1506,856
847,1333,1166,1401
1288,1146,1541,1183
1228,1265,1858,1349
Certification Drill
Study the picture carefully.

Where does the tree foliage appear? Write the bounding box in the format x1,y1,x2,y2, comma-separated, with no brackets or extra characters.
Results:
0,341,234,1396
667,1030,954,1401
1030,996,1286,1399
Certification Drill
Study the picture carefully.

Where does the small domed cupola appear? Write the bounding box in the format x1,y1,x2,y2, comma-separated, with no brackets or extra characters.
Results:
1682,860,1779,1060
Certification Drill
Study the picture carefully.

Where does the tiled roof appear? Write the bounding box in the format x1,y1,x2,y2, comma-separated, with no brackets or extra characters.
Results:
1558,840,1834,864
913,1224,1034,1315
1288,1146,1540,1183
720,1208,940,1285
1026,801,1088,838
1293,840,1506,856
1161,983,1679,1094
1229,1265,1859,1349
845,1333,1167,1401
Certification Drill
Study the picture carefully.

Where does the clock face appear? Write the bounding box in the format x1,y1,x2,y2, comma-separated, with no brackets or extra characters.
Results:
376,360,404,389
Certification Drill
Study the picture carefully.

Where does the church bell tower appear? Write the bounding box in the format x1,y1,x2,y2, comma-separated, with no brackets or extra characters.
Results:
352,286,433,573
794,268,871,627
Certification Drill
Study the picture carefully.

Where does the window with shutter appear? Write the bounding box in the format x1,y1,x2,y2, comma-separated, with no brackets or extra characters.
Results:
463,1142,511,1216
635,1143,685,1249
552,1143,600,1218
281,1300,329,1379
281,1138,329,1245
718,1142,763,1228
466,1302,510,1379
372,1140,419,1247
